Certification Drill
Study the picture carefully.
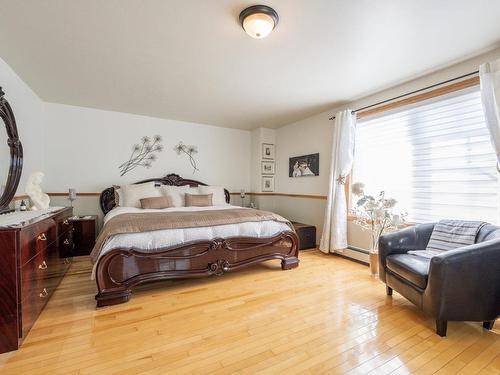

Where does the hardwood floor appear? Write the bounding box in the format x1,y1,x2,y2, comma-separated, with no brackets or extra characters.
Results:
0,250,498,374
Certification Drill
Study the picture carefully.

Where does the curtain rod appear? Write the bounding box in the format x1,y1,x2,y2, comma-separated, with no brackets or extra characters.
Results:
328,70,480,121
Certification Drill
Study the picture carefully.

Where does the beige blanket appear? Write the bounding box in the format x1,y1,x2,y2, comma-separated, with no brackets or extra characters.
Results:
90,208,293,263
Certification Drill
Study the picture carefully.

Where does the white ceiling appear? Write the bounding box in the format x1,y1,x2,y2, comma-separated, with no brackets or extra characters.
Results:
1,1,500,130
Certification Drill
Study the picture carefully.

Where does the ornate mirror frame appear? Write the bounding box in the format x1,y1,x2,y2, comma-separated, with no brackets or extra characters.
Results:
0,87,23,214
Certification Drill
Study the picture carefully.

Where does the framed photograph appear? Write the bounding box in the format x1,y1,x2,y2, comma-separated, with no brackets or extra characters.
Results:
262,143,275,160
262,176,275,192
261,161,275,175
289,153,319,177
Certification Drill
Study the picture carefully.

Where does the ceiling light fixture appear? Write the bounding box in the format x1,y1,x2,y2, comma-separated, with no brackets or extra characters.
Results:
239,5,279,39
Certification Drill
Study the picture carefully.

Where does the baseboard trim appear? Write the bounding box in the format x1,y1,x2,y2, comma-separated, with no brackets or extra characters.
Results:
347,246,369,254
34,191,329,200
337,248,369,265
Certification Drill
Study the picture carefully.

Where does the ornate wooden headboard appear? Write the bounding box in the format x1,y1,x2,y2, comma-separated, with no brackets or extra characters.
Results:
100,173,231,215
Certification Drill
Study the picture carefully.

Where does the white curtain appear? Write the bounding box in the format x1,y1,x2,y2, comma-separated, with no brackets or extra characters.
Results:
480,58,500,168
319,110,356,253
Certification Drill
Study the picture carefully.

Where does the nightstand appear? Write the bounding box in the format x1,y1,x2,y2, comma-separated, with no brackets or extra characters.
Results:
70,215,97,256
291,221,317,250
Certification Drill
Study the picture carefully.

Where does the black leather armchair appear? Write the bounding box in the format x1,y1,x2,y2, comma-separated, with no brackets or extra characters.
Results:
379,223,500,336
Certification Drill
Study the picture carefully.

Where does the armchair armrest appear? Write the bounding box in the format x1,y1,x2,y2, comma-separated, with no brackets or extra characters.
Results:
423,238,500,321
378,223,435,282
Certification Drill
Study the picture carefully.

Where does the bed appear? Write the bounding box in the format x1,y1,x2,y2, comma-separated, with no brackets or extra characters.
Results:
93,174,299,307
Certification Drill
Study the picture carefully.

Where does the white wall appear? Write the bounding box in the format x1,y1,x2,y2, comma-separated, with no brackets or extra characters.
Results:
0,56,45,197
275,114,331,196
250,127,276,193
3,44,500,254
268,46,500,251
44,103,251,193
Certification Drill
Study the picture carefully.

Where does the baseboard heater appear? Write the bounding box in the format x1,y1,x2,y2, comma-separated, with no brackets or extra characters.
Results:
347,245,369,254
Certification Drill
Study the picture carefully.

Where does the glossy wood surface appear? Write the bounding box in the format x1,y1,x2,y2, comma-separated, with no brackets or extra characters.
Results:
19,219,57,266
71,216,96,256
1,251,498,374
0,207,73,353
0,230,18,353
95,232,299,307
100,173,231,215
291,222,317,250
96,173,298,307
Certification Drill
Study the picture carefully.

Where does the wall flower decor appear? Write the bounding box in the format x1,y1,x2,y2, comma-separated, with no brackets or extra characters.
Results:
119,135,163,176
174,141,199,173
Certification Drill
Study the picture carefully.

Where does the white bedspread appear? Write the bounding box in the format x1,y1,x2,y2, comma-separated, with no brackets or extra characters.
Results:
92,205,291,277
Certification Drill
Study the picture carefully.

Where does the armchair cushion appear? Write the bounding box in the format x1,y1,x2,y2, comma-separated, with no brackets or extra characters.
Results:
386,254,431,289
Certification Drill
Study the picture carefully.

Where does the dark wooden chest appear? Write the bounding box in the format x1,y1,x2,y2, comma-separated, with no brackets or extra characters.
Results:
70,215,97,256
291,221,316,250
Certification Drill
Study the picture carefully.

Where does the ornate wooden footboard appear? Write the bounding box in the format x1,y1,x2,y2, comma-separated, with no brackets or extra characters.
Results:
95,231,299,307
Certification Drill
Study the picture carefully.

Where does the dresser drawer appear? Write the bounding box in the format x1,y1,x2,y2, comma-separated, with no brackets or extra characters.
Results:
21,248,48,299
21,243,64,295
20,284,52,338
20,242,64,337
57,216,73,237
57,231,75,272
20,256,52,338
20,219,57,265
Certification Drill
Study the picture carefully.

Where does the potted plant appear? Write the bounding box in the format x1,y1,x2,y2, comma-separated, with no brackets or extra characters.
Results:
350,182,406,277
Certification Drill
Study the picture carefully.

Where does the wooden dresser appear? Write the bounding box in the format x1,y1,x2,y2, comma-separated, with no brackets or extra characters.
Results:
0,207,74,354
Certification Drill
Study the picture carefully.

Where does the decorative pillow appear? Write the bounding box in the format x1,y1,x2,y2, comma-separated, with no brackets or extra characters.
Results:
140,196,173,209
113,185,122,207
120,182,161,208
185,193,213,207
197,186,226,205
160,185,198,207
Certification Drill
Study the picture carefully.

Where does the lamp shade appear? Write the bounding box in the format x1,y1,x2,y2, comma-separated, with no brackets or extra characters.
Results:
239,5,279,39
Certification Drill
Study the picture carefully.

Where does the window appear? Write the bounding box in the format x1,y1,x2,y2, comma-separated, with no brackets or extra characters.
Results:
352,86,499,223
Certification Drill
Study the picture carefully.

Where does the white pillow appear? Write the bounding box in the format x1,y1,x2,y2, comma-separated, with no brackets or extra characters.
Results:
160,185,198,207
197,186,226,206
114,187,123,207
117,189,123,204
120,182,161,208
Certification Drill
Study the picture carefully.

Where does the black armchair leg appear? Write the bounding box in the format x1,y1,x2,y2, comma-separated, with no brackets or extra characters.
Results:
436,320,447,337
386,286,393,296
483,321,495,330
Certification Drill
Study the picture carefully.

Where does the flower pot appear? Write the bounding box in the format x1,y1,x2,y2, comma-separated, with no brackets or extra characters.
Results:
369,251,379,278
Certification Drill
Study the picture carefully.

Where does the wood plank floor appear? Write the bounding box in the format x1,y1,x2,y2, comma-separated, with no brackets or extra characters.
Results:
0,250,498,374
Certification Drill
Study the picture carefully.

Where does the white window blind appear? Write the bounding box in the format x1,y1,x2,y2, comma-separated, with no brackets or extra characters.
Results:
352,86,499,224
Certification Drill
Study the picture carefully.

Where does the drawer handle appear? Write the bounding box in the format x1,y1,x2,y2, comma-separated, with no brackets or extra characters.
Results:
38,261,48,270
63,219,69,225
63,239,70,245
39,288,48,298
37,233,47,241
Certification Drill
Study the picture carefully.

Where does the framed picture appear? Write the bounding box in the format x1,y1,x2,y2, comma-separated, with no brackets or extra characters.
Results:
289,153,319,177
262,143,275,160
262,176,275,192
261,161,275,175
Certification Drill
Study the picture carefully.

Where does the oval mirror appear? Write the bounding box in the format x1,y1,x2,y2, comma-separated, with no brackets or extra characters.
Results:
0,87,23,214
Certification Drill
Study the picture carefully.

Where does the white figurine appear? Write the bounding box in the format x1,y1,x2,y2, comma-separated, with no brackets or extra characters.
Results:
25,171,50,210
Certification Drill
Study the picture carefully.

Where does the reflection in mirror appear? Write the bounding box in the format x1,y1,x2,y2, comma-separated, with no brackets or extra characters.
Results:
0,87,23,215
0,124,9,197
